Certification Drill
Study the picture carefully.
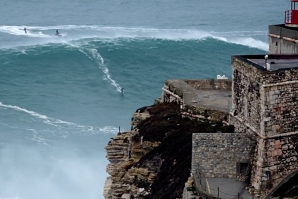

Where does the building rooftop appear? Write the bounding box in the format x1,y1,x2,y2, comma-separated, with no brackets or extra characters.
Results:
234,54,298,71
270,24,298,31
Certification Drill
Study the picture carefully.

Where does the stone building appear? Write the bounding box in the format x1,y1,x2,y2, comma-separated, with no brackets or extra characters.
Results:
161,60,298,198
161,80,257,198
165,2,298,198
182,55,298,199
183,24,298,199
229,54,298,198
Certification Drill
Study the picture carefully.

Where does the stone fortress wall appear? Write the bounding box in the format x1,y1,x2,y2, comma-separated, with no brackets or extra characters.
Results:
230,55,298,197
162,58,298,198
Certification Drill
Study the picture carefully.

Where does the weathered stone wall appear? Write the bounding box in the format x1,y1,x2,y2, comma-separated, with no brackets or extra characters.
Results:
262,83,298,136
192,133,256,178
262,69,298,84
231,57,262,134
183,104,228,121
229,115,256,135
250,134,298,198
231,55,298,198
261,69,298,137
231,56,298,136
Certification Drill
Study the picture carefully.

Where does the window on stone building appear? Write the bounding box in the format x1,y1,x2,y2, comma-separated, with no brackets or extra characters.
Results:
236,162,250,182
275,41,278,46
236,162,250,176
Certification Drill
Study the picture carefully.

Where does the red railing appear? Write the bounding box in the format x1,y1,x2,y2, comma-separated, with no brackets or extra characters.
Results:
285,10,298,24
285,10,292,24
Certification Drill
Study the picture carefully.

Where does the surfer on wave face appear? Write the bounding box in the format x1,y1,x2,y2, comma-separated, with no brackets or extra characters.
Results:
24,27,27,34
56,29,59,35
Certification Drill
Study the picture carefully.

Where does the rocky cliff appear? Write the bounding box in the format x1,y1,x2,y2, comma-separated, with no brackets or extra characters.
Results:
104,102,233,199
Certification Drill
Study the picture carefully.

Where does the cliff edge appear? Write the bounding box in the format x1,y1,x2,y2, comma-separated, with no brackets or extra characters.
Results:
104,102,233,199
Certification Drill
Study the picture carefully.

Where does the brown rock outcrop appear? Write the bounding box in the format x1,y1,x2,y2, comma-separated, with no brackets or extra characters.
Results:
104,103,234,199
104,106,157,198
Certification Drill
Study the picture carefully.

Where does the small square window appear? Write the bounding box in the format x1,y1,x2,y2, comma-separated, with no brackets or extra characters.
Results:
237,162,250,175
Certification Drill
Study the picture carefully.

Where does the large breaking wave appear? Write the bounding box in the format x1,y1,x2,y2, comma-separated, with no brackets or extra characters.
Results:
0,25,268,51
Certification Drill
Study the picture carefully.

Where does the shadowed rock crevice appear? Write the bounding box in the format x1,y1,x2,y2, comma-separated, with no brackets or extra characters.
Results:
132,103,234,199
104,102,234,199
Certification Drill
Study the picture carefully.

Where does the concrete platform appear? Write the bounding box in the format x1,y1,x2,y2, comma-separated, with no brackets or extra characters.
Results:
204,178,252,199
165,80,232,113
194,90,231,113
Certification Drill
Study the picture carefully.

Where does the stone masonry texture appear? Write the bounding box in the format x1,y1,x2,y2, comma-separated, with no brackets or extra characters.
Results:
192,133,255,178
231,56,298,136
230,56,298,198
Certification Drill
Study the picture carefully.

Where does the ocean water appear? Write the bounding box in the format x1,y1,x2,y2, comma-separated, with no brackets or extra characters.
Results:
0,0,287,198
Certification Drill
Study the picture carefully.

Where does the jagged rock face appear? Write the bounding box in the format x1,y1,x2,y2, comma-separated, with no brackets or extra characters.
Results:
104,129,159,199
104,103,235,199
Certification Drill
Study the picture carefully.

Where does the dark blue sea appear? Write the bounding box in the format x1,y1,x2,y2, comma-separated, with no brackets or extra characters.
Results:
0,0,288,198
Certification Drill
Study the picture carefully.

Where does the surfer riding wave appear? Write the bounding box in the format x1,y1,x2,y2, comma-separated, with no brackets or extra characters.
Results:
55,29,61,36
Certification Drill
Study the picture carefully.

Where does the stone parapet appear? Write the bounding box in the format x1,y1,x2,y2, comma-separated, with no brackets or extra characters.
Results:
185,79,232,90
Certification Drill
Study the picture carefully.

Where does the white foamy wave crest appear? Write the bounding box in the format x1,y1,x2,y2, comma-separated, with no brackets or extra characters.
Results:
99,126,119,134
229,37,268,51
213,35,268,51
0,122,53,147
86,48,122,92
0,25,268,51
0,102,72,127
31,133,54,148
66,43,122,92
0,25,264,40
0,102,118,136
0,26,51,38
